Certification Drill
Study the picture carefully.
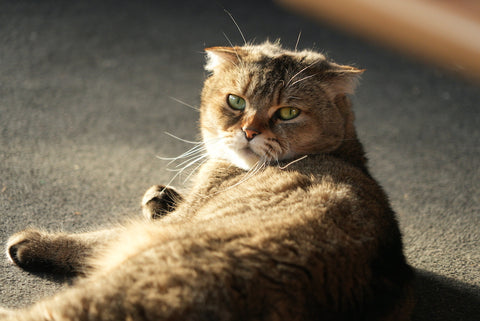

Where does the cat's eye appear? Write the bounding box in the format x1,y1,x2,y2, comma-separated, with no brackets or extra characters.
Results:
277,107,300,121
227,94,246,111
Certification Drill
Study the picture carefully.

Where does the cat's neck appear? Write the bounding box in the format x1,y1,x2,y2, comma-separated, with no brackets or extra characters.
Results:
329,136,369,174
328,94,369,174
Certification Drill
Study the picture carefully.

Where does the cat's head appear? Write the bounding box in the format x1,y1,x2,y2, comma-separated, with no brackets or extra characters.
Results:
200,41,363,170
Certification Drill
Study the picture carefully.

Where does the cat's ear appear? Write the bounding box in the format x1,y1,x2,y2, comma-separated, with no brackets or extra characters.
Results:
324,64,365,96
204,47,243,72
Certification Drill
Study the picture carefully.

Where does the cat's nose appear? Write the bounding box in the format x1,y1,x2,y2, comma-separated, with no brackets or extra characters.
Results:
243,128,260,141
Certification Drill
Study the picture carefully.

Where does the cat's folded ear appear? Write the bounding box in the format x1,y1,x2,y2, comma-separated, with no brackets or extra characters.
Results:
204,47,244,72
323,63,365,97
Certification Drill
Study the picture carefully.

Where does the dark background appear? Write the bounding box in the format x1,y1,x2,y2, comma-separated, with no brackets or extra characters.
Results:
0,1,478,319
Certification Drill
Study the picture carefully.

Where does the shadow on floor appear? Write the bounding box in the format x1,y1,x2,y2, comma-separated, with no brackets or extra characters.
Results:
413,269,480,321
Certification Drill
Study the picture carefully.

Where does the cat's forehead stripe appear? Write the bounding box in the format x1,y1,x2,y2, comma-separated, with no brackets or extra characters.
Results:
241,72,255,96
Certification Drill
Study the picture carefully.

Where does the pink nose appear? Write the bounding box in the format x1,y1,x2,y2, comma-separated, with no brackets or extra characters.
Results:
243,128,260,141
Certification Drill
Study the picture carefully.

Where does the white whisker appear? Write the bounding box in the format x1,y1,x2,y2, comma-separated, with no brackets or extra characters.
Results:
235,158,267,186
172,143,207,158
286,61,319,88
156,144,206,165
183,157,209,183
161,152,209,187
173,153,208,170
154,134,223,186
289,73,318,88
163,132,201,144
278,155,308,170
205,157,268,197
287,96,301,101
224,10,247,45
169,96,200,111
295,31,302,52
222,32,246,71
156,145,202,161
222,32,235,49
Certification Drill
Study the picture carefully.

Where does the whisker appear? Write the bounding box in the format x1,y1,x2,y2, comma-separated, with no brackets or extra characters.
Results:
162,153,209,186
223,31,235,49
238,158,267,184
169,96,200,111
287,96,302,101
278,155,308,170
162,167,189,189
156,143,206,165
207,157,267,197
173,153,208,169
183,157,209,183
222,32,246,71
286,61,319,88
155,136,224,189
173,142,208,157
295,30,302,52
157,145,203,161
163,132,201,144
157,136,221,167
263,143,279,161
289,73,318,88
224,9,247,45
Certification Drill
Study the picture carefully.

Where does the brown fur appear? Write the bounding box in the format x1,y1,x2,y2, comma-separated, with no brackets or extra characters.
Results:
2,42,414,321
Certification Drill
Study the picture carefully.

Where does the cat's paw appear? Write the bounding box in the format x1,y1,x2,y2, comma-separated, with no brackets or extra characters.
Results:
142,185,183,220
6,229,58,273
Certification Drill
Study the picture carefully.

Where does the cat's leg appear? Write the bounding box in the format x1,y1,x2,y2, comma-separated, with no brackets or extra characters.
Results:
6,185,184,276
0,233,229,321
141,184,183,220
6,228,119,276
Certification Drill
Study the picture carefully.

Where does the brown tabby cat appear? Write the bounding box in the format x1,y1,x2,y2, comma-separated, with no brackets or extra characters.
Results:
1,42,414,321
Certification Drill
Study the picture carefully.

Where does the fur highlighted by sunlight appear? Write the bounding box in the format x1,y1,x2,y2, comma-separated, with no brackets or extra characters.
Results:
202,41,364,170
2,42,414,321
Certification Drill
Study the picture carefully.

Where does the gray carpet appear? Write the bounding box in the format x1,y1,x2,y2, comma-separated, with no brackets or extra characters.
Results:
0,1,479,320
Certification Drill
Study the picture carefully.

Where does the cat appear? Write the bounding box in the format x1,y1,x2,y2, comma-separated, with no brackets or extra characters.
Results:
1,41,414,321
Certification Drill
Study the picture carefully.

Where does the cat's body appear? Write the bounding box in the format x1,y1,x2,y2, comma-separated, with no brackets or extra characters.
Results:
2,42,414,321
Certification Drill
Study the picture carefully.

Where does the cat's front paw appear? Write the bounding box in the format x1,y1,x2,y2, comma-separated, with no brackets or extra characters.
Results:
142,185,183,220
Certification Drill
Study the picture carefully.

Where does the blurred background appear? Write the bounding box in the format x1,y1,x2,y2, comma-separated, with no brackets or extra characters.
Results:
278,0,480,81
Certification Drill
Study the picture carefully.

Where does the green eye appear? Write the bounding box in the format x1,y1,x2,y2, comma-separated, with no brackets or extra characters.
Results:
227,94,246,111
277,107,300,120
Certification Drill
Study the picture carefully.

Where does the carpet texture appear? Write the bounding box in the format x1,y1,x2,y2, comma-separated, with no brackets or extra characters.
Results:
0,1,478,320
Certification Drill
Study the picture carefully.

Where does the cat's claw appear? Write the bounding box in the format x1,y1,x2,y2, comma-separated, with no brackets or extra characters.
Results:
142,185,183,220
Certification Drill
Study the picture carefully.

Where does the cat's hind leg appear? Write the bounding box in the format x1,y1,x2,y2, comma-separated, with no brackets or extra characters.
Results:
6,228,119,276
141,184,183,220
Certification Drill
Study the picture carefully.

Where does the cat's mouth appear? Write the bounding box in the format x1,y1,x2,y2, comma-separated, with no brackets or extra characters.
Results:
238,146,260,159
232,146,263,169
239,146,257,155
238,144,277,163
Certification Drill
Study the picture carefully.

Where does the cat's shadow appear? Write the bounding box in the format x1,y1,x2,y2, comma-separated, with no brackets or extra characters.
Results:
28,270,76,286
30,268,480,320
413,269,480,321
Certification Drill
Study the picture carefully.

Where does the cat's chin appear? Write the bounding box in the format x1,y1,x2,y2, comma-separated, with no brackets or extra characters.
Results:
213,147,257,170
204,136,263,170
218,147,261,170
